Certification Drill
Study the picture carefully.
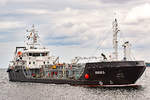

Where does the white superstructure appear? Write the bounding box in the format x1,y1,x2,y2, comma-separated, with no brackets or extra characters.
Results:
10,25,57,69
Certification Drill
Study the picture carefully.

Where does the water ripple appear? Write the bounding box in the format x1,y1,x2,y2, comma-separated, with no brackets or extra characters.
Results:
0,68,150,100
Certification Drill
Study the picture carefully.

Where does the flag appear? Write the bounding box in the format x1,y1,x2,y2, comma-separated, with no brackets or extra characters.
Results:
30,32,32,37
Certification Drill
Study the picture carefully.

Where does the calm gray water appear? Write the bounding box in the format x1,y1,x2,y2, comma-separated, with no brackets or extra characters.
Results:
0,68,150,100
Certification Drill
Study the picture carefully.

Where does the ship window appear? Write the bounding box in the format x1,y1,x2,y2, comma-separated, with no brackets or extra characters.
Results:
29,62,31,64
40,53,48,56
40,53,42,56
29,53,48,57
33,53,40,57
29,53,32,56
43,61,45,64
33,62,35,64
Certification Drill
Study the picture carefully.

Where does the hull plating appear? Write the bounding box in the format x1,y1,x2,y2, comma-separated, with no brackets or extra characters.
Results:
7,61,146,86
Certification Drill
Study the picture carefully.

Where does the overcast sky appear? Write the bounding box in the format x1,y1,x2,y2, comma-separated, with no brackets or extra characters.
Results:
0,0,150,68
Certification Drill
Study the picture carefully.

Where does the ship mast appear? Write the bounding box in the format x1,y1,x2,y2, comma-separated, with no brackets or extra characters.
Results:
122,41,131,61
112,18,120,60
26,25,39,48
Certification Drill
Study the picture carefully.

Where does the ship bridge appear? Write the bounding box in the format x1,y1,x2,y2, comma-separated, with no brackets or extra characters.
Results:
23,48,50,56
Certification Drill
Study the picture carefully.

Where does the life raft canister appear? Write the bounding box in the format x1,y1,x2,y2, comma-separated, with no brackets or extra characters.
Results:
55,72,57,75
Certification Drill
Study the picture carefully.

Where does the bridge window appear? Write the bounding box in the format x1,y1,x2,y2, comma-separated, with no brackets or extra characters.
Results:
33,62,35,64
29,53,48,57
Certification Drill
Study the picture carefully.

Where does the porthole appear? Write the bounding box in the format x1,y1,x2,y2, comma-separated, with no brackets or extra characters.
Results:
33,62,35,64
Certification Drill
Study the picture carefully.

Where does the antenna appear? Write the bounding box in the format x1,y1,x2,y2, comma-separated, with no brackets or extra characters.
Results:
122,41,131,61
112,18,120,60
25,24,39,48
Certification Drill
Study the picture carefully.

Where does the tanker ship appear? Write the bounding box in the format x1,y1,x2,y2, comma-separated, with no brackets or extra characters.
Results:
7,19,146,87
